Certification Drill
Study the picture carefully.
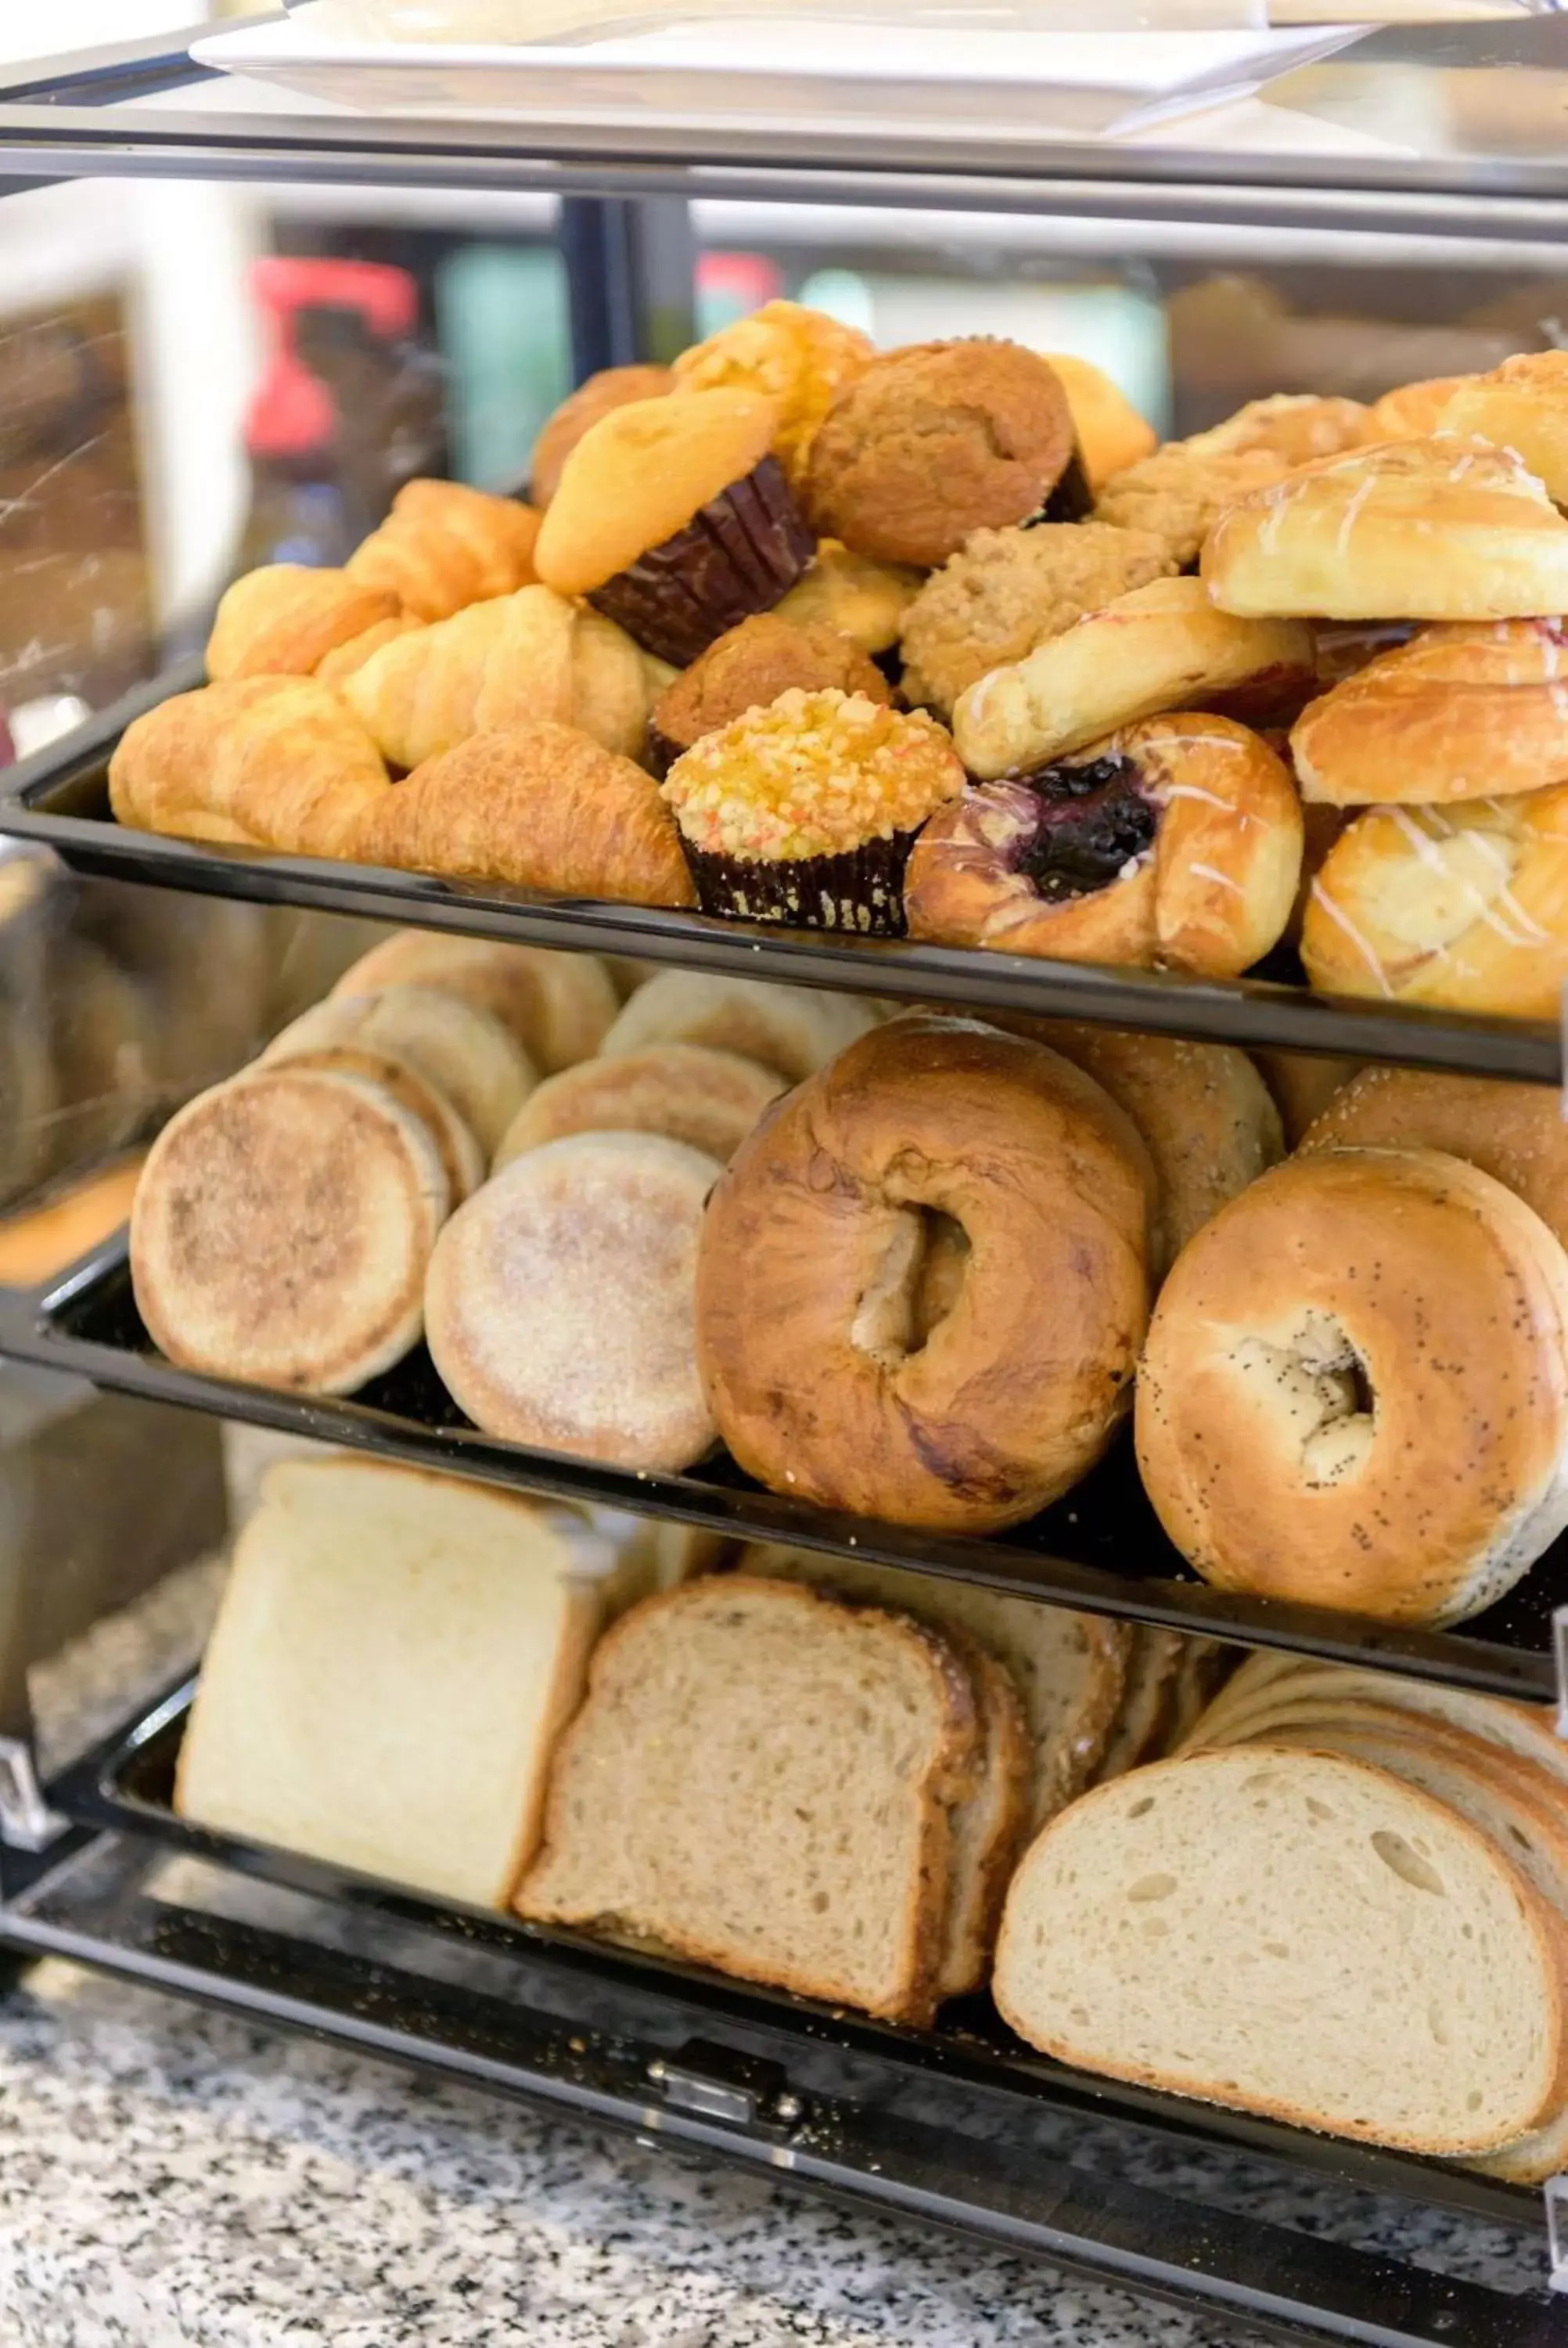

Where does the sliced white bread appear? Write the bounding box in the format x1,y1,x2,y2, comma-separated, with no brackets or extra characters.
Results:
740,1543,1127,1825
915,1626,1029,2000
1185,1663,1568,1792
993,1746,1567,2157
176,1457,607,1908
518,1576,980,2024
1176,1648,1309,1750
1090,1628,1184,1785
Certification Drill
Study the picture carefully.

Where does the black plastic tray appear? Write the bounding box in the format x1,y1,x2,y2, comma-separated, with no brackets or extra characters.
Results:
0,679,1559,1084
5,1236,1560,1703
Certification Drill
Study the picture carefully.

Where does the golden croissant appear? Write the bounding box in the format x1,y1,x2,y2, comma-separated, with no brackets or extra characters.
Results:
340,583,667,770
205,565,401,681
345,478,541,621
354,722,697,907
109,679,390,858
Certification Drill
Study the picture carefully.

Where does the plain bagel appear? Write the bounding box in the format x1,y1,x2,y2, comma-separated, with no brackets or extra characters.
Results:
696,1014,1156,1533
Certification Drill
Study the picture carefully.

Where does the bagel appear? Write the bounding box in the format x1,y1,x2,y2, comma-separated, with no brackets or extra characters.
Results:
493,1043,783,1172
1300,787,1568,1017
696,1014,1156,1534
1292,621,1568,808
904,714,1302,980
1135,1147,1568,1625
951,578,1313,782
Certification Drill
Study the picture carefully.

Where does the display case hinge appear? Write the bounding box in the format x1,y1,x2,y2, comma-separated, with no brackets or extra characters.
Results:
1545,2174,1568,2291
642,2040,807,2140
0,1737,67,1853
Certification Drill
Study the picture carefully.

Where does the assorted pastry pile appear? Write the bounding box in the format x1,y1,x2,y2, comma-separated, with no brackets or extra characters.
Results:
177,1454,1568,2177
104,310,1568,1017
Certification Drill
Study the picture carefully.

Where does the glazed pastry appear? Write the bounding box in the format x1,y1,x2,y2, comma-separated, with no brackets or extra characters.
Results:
340,584,663,769
1370,375,1474,439
329,934,617,1074
1135,1148,1568,1626
1292,620,1568,807
1300,788,1568,1017
530,363,675,506
494,1043,784,1172
1045,354,1158,489
1185,393,1372,466
774,539,922,655
598,970,879,1083
204,565,399,681
354,722,697,909
899,521,1177,718
696,1014,1155,1532
906,713,1302,981
804,340,1081,569
671,299,875,489
951,577,1313,781
649,613,890,772
108,678,389,857
1300,1065,1568,1255
660,686,965,932
534,389,813,667
346,479,541,622
1091,443,1291,569
1441,353,1568,503
1203,436,1568,620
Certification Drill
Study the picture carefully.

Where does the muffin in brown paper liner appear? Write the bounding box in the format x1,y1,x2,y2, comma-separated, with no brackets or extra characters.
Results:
586,457,813,669
682,830,917,935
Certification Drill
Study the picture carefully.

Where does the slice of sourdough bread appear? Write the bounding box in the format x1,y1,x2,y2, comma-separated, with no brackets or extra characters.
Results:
1188,1664,1568,1792
993,1747,1566,2157
739,1544,1126,1824
518,1576,979,2023
176,1457,606,1908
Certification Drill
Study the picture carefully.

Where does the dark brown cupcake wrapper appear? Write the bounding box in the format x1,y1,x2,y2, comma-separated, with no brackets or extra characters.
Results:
643,721,686,782
588,456,815,668
680,830,916,936
1023,444,1095,528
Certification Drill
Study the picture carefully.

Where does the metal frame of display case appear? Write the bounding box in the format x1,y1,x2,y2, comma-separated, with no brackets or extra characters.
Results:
5,19,1568,2343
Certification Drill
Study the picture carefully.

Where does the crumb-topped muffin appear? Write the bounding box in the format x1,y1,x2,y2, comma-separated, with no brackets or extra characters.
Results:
900,520,1177,716
1093,442,1292,569
672,301,875,490
661,686,964,932
650,613,891,773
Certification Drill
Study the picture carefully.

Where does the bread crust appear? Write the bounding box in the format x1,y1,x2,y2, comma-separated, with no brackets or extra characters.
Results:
1135,1146,1568,1625
345,478,541,622
951,577,1312,781
205,564,400,681
696,1014,1155,1533
906,714,1303,982
1292,620,1568,807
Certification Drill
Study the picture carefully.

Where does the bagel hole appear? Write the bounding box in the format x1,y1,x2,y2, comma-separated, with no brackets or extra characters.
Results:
851,1208,971,1367
1228,1309,1376,1489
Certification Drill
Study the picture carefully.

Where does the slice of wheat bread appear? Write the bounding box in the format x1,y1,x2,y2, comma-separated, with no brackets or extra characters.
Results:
1090,1629,1184,1785
1187,1665,1568,1792
517,1576,980,2023
175,1457,605,1909
993,1747,1567,2157
739,1544,1126,1825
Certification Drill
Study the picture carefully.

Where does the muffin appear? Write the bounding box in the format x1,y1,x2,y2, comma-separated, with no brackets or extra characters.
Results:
671,300,875,490
1185,393,1372,466
774,540,922,655
1045,354,1159,488
900,520,1177,716
649,614,892,774
530,363,674,506
660,686,965,932
1092,441,1293,569
534,388,815,667
804,340,1082,568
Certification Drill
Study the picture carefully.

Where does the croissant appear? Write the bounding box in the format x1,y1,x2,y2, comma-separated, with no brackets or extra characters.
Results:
353,723,697,908
340,583,666,770
110,679,390,857
315,613,421,687
345,478,541,621
205,565,400,680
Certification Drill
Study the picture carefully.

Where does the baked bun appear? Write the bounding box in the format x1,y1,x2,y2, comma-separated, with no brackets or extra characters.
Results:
493,1042,783,1172
131,1066,449,1394
598,970,879,1082
346,479,541,623
1300,1065,1568,1254
1300,788,1568,1017
774,540,922,655
804,340,1077,569
1203,435,1568,621
908,713,1302,980
900,522,1176,719
1251,1049,1360,1147
530,363,674,507
425,1133,720,1471
330,934,617,1072
951,578,1313,781
649,613,890,768
1045,354,1157,488
1186,393,1372,466
205,564,399,681
257,1038,484,1207
1440,352,1568,504
534,389,778,596
1135,1147,1568,1624
1291,619,1568,807
696,1014,1155,1532
671,299,875,488
1091,443,1291,570
1369,375,1474,440
264,985,535,1161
